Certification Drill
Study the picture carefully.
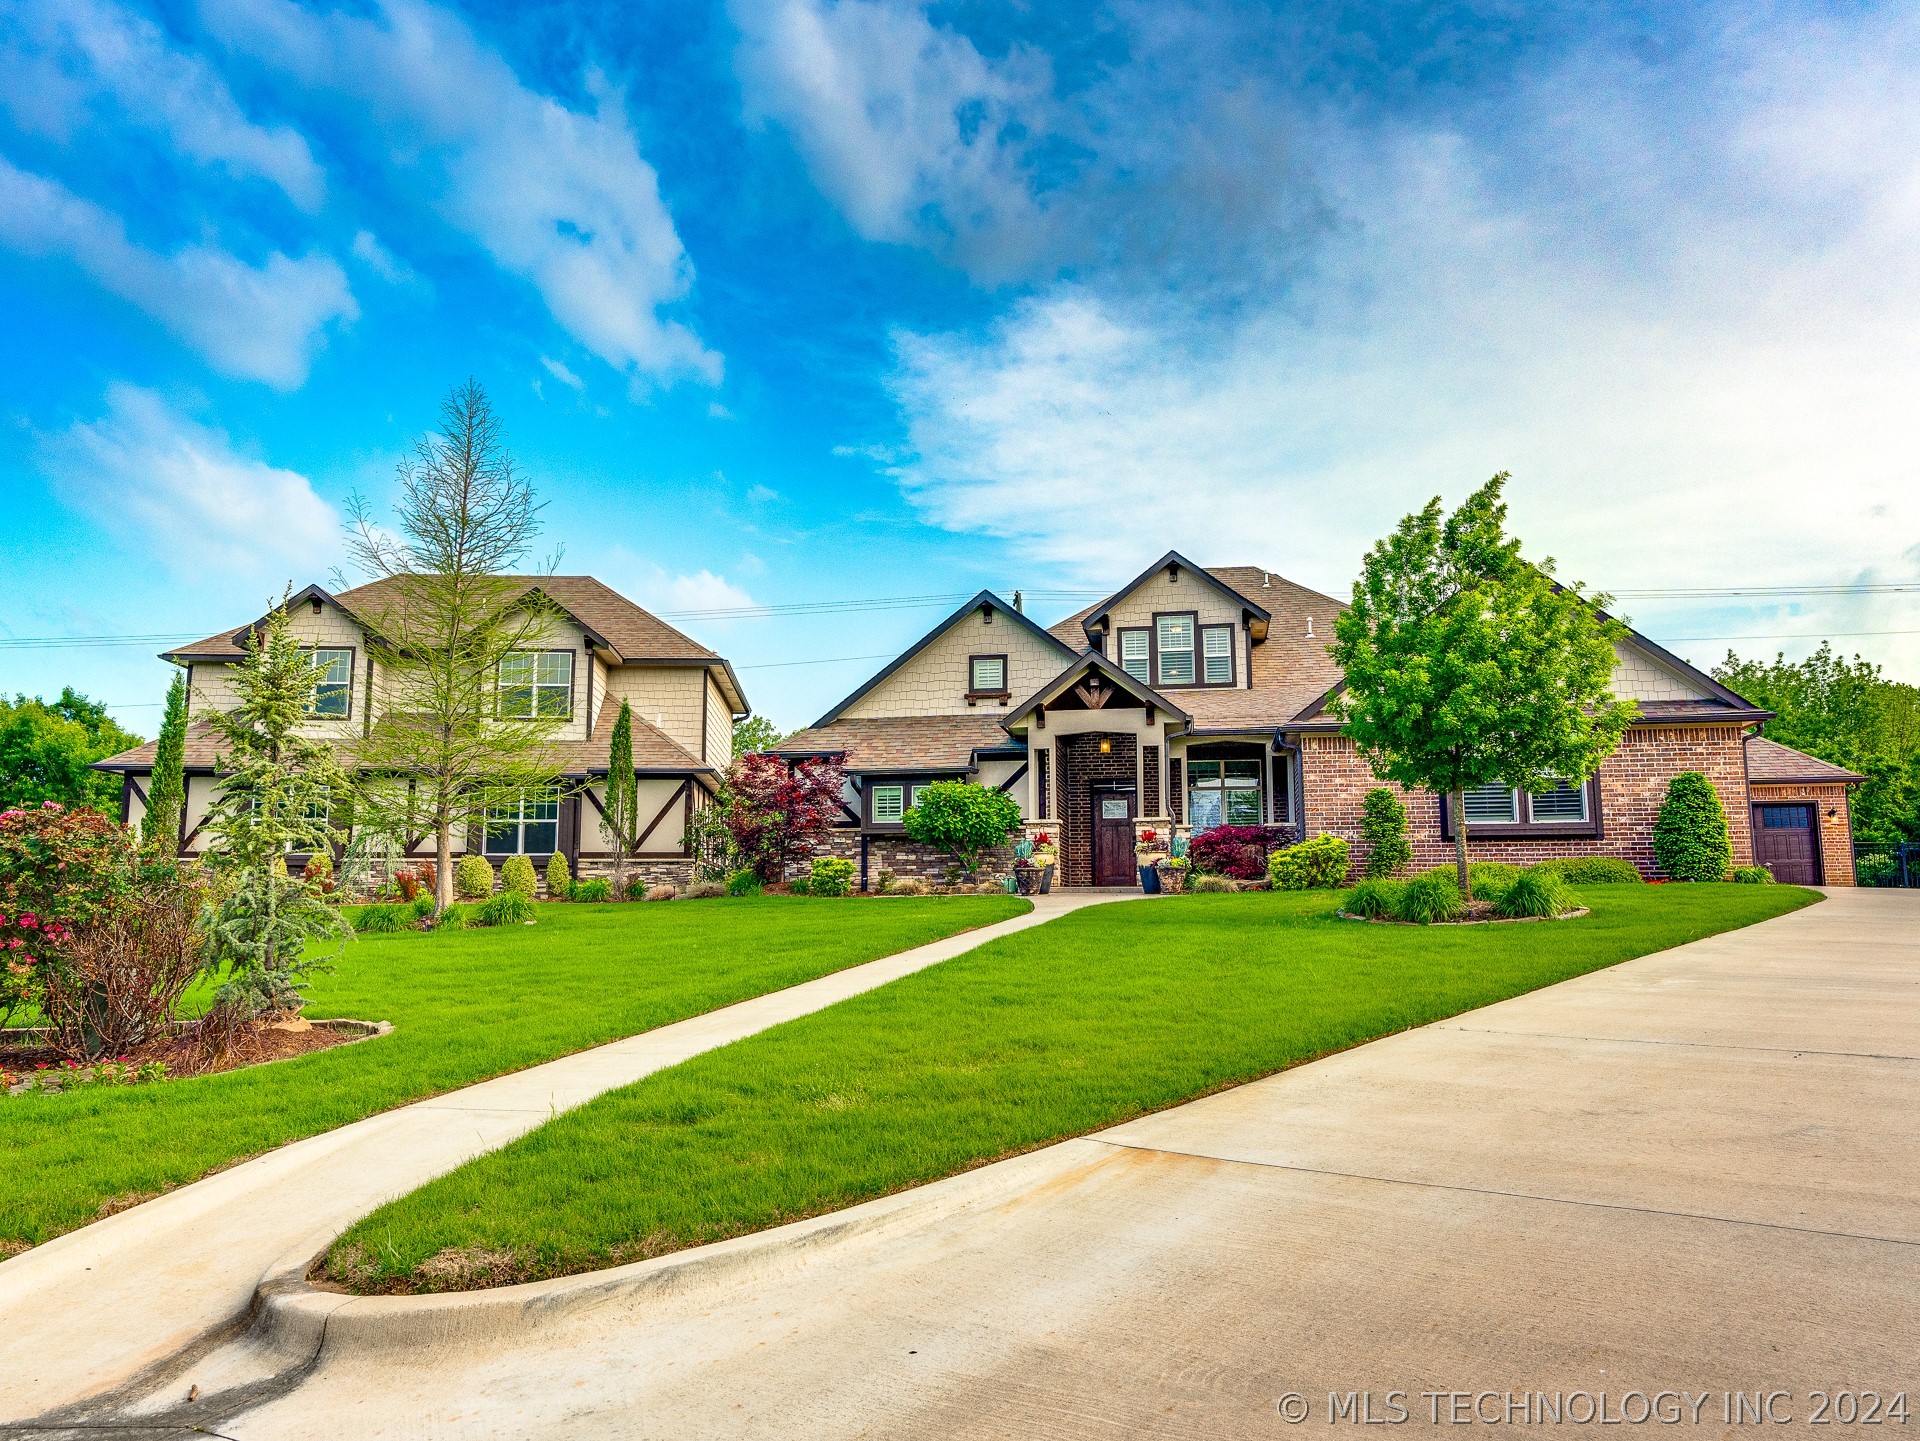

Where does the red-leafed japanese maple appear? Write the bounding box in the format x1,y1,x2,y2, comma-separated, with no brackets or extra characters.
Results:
719,754,849,883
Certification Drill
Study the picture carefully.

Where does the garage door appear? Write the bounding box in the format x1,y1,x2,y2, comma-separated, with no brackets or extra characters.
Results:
1752,804,1819,885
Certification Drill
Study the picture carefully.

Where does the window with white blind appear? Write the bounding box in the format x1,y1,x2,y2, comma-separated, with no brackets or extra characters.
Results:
1187,758,1262,829
1460,780,1589,826
1118,628,1151,683
1200,625,1233,684
499,652,573,719
1526,780,1588,822
1462,783,1519,824
1155,614,1195,685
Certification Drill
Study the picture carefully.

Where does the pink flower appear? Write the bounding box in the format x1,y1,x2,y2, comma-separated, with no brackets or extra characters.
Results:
17,914,35,929
39,801,62,811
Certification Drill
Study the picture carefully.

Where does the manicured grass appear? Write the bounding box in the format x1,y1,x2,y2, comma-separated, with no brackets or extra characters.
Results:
0,896,1028,1246
328,884,1818,1291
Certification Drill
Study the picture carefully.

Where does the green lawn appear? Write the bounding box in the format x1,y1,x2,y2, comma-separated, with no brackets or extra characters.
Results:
0,895,1028,1246
327,884,1817,1292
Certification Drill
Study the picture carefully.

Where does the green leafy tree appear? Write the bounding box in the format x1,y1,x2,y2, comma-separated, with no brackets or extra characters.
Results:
903,780,1022,879
1359,788,1412,878
342,380,566,914
0,688,142,813
1652,771,1732,881
142,671,189,852
200,598,352,1014
602,700,639,893
1332,473,1637,892
732,714,787,758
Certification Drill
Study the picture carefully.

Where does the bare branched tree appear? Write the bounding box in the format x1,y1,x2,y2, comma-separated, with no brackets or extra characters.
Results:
341,380,567,913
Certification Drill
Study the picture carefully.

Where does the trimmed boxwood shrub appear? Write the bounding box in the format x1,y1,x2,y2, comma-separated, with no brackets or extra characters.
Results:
1653,772,1732,881
454,854,496,899
1360,789,1411,878
1394,870,1466,924
1537,856,1643,885
1343,877,1403,918
478,890,537,926
545,851,571,899
1267,834,1351,890
500,855,538,898
1494,867,1575,919
808,856,856,897
1732,865,1774,884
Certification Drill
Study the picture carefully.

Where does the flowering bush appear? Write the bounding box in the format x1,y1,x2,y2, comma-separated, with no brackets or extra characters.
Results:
1186,824,1298,880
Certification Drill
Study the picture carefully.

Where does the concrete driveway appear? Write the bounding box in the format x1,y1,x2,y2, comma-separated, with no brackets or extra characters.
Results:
25,888,1920,1437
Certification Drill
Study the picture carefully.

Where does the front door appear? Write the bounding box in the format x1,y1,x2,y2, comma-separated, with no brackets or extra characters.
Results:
1752,803,1820,885
1093,790,1137,887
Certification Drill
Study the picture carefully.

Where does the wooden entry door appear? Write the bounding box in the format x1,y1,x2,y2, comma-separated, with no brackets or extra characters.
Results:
1093,790,1137,887
1752,803,1820,885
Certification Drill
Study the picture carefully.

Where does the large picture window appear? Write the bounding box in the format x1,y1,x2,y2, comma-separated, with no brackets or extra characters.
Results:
485,790,559,855
1155,614,1195,685
499,651,573,719
308,649,352,717
1187,757,1262,830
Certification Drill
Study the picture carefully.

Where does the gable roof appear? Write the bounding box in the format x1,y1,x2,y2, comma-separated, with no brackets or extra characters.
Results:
1049,551,1272,649
809,590,1078,729
1002,650,1191,729
161,574,748,715
1746,735,1865,785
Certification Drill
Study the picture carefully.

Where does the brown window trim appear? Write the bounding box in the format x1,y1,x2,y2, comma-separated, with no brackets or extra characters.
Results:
1437,776,1604,841
303,644,357,721
966,653,1011,704
861,773,959,831
1149,610,1200,689
496,648,577,722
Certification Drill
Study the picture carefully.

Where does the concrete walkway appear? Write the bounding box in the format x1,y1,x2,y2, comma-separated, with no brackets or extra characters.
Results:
0,889,1136,1421
37,886,1917,1439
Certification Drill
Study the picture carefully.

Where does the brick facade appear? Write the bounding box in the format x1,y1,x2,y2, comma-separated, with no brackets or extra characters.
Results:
1300,724,1756,879
1750,782,1856,886
1142,745,1162,819
1056,732,1141,886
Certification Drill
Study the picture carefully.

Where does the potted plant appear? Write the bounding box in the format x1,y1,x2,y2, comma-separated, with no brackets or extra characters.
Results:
1011,840,1041,895
1029,832,1057,892
1157,855,1189,894
1134,828,1167,893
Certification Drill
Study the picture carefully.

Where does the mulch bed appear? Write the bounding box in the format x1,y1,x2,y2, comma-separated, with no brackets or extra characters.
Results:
2,1017,385,1090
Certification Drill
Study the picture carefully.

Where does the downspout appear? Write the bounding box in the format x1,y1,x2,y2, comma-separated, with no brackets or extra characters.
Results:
1272,732,1302,831
860,833,870,893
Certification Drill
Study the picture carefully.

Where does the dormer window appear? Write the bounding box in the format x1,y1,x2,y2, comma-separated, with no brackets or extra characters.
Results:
1155,614,1194,685
968,654,1008,699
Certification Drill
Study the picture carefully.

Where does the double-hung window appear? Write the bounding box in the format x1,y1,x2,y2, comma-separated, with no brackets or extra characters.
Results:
1118,629,1151,683
969,655,1007,695
308,649,352,717
1155,615,1195,685
485,790,559,855
499,652,573,719
1200,625,1233,684
1186,758,1262,830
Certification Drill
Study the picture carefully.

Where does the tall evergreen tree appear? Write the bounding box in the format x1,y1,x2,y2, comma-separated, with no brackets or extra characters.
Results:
603,700,639,891
143,672,188,853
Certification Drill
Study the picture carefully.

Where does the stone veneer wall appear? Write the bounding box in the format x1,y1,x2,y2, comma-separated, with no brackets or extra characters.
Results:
1056,732,1141,886
1299,723,1756,879
574,856,699,890
795,829,1014,889
1749,782,1856,885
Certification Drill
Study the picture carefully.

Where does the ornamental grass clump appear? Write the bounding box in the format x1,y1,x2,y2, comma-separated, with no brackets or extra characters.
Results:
500,856,538,898
354,902,411,934
1393,870,1466,924
1466,861,1522,901
1652,772,1732,881
1732,865,1775,884
1342,877,1403,919
478,891,536,926
571,878,613,903
1493,867,1575,919
724,868,762,897
455,855,496,899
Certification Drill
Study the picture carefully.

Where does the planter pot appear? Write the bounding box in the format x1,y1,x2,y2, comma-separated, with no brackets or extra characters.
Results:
1013,867,1040,895
1157,865,1187,895
1138,864,1161,894
1039,864,1055,894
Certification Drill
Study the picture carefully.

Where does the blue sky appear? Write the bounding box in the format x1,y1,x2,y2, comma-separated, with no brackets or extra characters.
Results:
2,0,1917,735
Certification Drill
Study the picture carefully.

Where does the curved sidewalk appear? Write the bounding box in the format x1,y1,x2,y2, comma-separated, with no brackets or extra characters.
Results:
0,889,1134,1419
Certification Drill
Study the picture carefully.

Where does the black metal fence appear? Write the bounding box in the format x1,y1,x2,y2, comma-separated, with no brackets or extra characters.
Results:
1855,841,1919,887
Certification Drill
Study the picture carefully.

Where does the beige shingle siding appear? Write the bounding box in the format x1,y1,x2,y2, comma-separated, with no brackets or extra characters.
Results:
603,665,707,759
1100,568,1249,686
1610,641,1712,703
703,670,731,765
843,608,1064,719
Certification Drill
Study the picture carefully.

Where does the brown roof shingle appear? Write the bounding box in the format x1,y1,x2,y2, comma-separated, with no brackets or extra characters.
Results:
778,715,1015,772
1746,735,1865,785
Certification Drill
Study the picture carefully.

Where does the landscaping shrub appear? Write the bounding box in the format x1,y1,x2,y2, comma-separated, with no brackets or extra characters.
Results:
571,878,613,903
1536,856,1644,885
886,876,928,896
807,856,856,898
1494,867,1575,919
644,884,678,902
724,868,762,897
1855,851,1895,886
408,894,435,922
1465,861,1523,901
1360,789,1411,878
355,903,411,934
874,868,896,894
430,904,471,931
455,855,496,899
901,781,1021,879
1267,834,1350,890
1342,877,1403,918
478,891,537,927
500,856,538,898
1188,825,1293,880
392,866,431,904
545,852,571,900
303,850,334,892
1394,870,1466,924
1652,772,1732,881
1732,865,1775,884
788,876,811,896
684,882,726,900
1189,873,1237,894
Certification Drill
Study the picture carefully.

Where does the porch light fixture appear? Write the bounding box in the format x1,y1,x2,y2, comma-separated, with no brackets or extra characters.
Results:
1099,739,1112,754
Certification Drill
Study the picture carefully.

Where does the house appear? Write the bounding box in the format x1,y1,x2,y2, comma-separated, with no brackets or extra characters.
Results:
94,576,747,887
778,553,1861,889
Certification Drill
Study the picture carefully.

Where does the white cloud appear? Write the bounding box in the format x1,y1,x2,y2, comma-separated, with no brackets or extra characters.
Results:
40,384,339,576
202,0,719,385
879,9,1920,672
730,0,1053,272
0,0,325,209
350,229,417,286
600,552,765,626
0,157,355,387
540,355,585,390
